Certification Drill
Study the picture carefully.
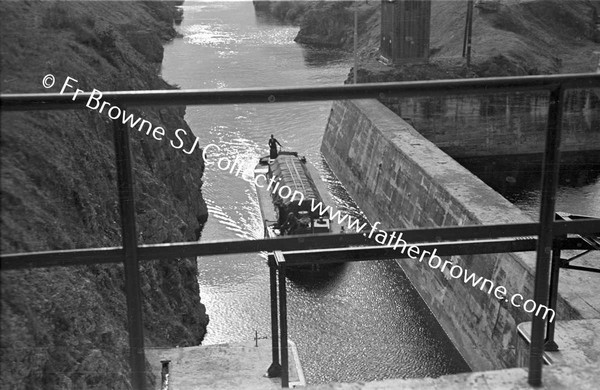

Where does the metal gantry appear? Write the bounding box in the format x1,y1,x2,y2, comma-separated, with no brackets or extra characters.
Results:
266,229,597,387
1,74,599,389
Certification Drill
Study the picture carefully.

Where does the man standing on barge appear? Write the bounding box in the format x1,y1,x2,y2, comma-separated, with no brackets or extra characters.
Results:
268,134,282,159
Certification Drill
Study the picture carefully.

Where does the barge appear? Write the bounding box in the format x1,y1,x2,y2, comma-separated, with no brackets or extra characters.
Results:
254,151,343,271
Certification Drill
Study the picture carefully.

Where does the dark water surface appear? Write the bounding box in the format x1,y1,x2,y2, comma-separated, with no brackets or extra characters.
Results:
161,1,470,384
458,153,600,219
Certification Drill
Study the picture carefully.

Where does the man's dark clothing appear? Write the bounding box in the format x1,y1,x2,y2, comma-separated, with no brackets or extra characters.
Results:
269,137,281,159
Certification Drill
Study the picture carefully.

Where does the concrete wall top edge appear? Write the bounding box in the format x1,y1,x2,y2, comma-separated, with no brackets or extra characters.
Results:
350,99,535,229
346,99,539,275
321,98,590,370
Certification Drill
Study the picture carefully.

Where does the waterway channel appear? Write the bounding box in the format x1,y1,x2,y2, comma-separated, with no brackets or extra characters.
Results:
161,1,470,384
160,0,599,384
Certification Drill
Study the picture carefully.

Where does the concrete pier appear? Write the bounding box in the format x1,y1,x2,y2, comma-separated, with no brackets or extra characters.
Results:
516,319,600,367
146,340,305,389
143,321,600,389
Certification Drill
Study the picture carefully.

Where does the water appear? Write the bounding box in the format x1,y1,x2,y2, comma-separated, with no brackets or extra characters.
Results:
457,153,600,219
161,1,469,384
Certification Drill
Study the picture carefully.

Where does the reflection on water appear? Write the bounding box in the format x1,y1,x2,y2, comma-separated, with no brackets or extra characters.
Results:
285,263,349,290
301,47,352,68
458,152,600,219
162,1,470,384
288,259,469,383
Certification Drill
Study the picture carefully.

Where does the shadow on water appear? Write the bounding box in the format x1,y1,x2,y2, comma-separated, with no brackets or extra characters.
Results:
253,12,350,68
300,46,351,68
286,263,349,292
457,151,600,206
164,1,473,381
254,11,294,27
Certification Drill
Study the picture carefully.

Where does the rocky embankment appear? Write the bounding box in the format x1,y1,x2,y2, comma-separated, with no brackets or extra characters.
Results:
254,0,600,80
254,0,373,48
1,1,208,389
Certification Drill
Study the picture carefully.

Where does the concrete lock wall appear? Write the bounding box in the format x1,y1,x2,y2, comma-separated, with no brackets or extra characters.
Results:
378,89,600,158
320,99,582,371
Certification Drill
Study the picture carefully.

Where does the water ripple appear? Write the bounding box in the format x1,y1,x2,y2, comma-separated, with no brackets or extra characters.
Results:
163,1,471,384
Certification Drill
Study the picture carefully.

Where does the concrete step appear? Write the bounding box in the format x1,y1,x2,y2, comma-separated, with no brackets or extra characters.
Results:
146,339,305,390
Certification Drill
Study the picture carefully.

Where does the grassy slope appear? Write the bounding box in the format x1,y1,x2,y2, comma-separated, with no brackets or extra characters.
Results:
429,0,599,74
1,1,208,389
257,0,599,77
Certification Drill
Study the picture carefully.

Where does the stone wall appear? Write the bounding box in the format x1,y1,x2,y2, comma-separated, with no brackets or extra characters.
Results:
320,99,582,370
379,89,600,158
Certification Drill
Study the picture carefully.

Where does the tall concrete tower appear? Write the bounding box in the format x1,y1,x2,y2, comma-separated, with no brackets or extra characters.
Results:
380,0,431,64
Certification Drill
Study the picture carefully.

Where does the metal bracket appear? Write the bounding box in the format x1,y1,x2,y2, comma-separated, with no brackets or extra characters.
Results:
255,330,268,347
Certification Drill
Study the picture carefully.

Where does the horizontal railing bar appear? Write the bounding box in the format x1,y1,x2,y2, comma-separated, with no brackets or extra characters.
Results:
277,236,592,265
133,220,598,260
549,237,594,250
1,235,591,271
1,220,597,270
1,74,598,111
274,250,286,267
0,247,123,270
562,265,600,274
279,238,539,265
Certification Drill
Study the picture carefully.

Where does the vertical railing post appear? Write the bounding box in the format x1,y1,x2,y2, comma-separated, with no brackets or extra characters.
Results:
545,235,563,351
114,119,146,390
463,0,474,66
267,254,282,378
160,359,170,390
528,85,564,386
276,251,289,388
353,7,358,84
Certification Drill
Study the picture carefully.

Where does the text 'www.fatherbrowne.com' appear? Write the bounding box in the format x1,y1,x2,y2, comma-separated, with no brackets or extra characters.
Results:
201,145,556,324
309,201,555,323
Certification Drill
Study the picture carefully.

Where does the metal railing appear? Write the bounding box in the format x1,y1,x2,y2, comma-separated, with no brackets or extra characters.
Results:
1,73,599,389
266,225,597,387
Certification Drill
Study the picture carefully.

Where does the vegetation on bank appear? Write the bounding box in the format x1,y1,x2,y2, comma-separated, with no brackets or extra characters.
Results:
254,0,600,80
1,1,208,389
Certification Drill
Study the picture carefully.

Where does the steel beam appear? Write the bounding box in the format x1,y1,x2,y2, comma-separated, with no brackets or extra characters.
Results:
2,228,597,270
528,86,564,387
1,74,598,111
463,0,474,66
561,265,600,274
267,254,282,378
0,247,123,270
113,120,146,390
276,251,289,388
544,237,563,351
278,238,539,265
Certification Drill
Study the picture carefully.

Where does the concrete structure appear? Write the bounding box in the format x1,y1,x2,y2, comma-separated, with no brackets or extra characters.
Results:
378,89,600,158
320,99,598,371
516,319,600,368
380,0,431,64
146,340,305,390
143,321,600,389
